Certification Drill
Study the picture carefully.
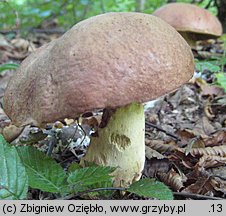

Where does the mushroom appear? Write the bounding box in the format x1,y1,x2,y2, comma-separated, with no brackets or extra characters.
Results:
153,3,223,48
3,12,194,187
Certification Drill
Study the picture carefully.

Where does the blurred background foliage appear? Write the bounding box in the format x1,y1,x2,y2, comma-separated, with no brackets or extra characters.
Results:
0,0,224,33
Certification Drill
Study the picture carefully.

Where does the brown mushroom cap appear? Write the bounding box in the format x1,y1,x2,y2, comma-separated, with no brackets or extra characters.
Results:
4,12,194,126
153,3,223,38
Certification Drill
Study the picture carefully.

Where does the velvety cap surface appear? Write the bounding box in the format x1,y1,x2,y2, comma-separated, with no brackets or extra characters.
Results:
153,3,222,37
4,12,194,126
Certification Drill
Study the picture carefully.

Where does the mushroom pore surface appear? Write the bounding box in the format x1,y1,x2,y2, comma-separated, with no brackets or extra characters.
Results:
4,12,194,126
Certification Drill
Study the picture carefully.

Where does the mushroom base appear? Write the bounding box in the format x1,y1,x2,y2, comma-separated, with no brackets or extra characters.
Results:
80,103,145,187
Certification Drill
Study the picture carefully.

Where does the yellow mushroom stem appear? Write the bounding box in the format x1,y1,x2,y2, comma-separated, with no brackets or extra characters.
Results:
81,103,145,187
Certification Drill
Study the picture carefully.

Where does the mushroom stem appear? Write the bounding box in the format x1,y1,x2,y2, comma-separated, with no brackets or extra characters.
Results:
81,103,145,187
179,32,197,48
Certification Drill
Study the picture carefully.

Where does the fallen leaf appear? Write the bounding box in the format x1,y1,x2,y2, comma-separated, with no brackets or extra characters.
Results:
188,145,226,157
157,169,186,192
204,131,226,147
143,158,170,178
201,85,225,97
145,139,178,153
145,146,164,160
196,155,226,169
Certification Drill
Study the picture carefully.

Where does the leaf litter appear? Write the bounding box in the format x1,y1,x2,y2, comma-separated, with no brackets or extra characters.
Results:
0,32,226,199
144,38,226,199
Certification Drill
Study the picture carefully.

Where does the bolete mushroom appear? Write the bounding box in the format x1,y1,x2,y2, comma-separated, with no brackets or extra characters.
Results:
153,3,223,48
3,12,194,187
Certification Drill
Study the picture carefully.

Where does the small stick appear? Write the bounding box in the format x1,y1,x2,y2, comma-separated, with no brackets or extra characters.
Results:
145,122,181,141
173,192,224,200
57,187,225,200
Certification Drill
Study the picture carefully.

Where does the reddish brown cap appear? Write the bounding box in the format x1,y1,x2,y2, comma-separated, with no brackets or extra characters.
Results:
4,12,194,126
153,3,222,37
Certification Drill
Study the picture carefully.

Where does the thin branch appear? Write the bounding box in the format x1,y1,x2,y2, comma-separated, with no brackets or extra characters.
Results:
145,122,181,141
57,187,225,200
173,192,225,200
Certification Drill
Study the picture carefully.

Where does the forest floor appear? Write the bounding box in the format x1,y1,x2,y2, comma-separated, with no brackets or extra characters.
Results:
0,30,225,200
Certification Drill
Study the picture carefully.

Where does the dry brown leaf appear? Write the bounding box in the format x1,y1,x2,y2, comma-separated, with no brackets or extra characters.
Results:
196,155,226,168
11,38,30,52
177,116,215,140
204,103,215,119
204,131,226,147
169,149,197,169
184,167,226,196
183,167,215,195
201,85,225,97
157,169,186,192
195,116,216,136
210,177,226,195
82,116,101,131
208,166,226,180
211,96,226,117
183,177,215,195
184,137,205,156
147,113,158,124
145,139,178,153
143,158,170,178
145,146,164,159
176,129,196,145
168,84,196,109
189,145,226,157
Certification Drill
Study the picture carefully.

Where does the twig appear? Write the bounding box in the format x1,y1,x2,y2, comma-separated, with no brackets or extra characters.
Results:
209,127,226,135
173,192,225,200
145,122,181,141
57,187,225,200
